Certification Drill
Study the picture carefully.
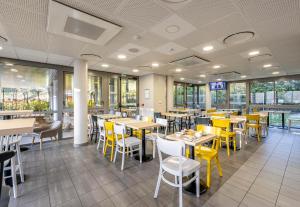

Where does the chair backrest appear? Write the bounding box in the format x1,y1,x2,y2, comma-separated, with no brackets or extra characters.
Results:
104,121,114,141
156,137,185,171
246,114,260,124
212,119,231,131
40,121,62,139
195,117,211,126
142,116,153,122
135,115,141,120
97,118,105,134
156,118,168,135
210,113,226,117
207,108,217,113
115,111,122,116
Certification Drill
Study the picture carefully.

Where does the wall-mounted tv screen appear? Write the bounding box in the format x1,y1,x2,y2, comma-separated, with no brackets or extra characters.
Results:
209,81,227,90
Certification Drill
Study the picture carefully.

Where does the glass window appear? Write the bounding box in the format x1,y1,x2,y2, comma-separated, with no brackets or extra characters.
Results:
121,78,137,107
109,76,119,109
186,85,194,108
88,75,102,108
0,65,54,111
198,85,206,109
211,90,227,109
63,73,73,109
275,80,300,104
173,83,185,107
230,82,246,109
250,81,274,104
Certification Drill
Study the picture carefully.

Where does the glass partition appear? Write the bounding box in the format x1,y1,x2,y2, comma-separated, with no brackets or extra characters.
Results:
109,76,119,110
186,85,194,108
275,80,300,104
250,81,274,104
230,82,246,109
121,78,137,107
173,83,185,107
211,90,227,108
198,85,206,109
88,75,102,108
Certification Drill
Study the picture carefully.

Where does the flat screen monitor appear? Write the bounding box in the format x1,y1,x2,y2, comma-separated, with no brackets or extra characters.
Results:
209,81,227,90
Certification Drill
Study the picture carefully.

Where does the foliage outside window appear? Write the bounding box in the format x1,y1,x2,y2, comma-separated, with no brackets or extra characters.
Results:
211,90,227,109
186,85,194,108
250,81,274,104
230,82,246,109
198,85,206,109
275,80,300,104
173,83,185,107
121,78,137,107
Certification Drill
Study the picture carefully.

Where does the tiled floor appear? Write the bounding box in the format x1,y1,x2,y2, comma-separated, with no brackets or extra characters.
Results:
6,128,300,207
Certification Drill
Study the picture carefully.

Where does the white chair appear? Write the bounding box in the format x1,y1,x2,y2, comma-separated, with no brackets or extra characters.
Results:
145,118,168,158
1,135,24,198
115,111,122,117
96,118,106,153
113,124,142,171
154,137,200,207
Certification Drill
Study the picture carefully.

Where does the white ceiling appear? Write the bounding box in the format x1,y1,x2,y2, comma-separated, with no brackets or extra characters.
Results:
0,0,299,83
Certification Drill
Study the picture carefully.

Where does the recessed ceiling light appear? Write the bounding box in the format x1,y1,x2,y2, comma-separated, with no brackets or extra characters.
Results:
198,80,202,83
17,75,23,78
216,78,222,81
117,54,127,60
165,25,180,33
21,79,25,82
213,65,221,69
152,62,159,67
132,69,139,73
101,63,109,68
0,46,3,50
272,71,279,75
175,68,182,72
263,64,272,68
202,45,214,51
248,50,260,56
180,77,185,81
10,68,18,72
5,63,13,66
199,74,206,78
241,75,247,78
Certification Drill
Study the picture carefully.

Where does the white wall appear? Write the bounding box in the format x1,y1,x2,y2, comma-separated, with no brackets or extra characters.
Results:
153,74,167,113
167,76,174,111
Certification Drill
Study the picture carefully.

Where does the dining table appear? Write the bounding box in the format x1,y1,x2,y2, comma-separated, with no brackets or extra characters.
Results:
0,118,36,136
166,131,216,195
96,114,121,120
0,110,33,120
162,112,191,130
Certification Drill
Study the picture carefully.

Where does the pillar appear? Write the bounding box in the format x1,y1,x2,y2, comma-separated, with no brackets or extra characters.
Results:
166,76,174,111
205,84,211,109
73,59,88,146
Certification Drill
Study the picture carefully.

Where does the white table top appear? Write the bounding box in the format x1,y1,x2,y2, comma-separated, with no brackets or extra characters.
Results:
96,114,121,120
0,118,35,136
0,110,33,116
126,121,160,130
162,112,190,118
166,133,216,147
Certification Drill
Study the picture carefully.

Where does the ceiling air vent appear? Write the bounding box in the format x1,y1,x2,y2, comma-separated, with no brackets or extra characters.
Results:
47,0,122,45
223,31,254,46
212,71,241,80
248,53,272,62
170,55,210,67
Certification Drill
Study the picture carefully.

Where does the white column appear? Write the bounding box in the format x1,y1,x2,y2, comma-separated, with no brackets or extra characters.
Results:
166,76,174,111
73,59,88,146
205,84,211,109
53,80,58,121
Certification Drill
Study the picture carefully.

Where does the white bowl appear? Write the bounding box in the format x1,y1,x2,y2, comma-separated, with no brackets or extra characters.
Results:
195,132,202,138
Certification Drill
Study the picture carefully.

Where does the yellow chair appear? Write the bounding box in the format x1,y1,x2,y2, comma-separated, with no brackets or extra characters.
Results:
231,111,238,116
206,108,217,113
246,114,261,142
212,119,236,157
210,113,226,118
195,125,223,187
104,121,115,161
252,106,259,113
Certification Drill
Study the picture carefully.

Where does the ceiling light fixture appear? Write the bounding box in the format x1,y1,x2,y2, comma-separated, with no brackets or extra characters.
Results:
152,62,159,67
180,77,185,81
21,79,26,82
272,71,279,75
5,63,13,66
17,75,23,79
213,65,221,69
175,68,182,72
132,69,139,73
203,45,214,51
216,78,222,81
101,63,109,68
263,64,272,68
248,50,260,56
10,68,18,72
117,54,127,60
198,80,202,83
0,46,3,50
241,75,247,78
199,74,206,78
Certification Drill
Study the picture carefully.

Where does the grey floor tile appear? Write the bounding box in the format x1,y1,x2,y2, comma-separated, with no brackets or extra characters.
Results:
79,187,108,207
102,179,127,196
276,194,300,207
249,183,279,203
207,191,239,207
241,193,275,207
217,183,247,202
49,185,79,206
22,196,50,207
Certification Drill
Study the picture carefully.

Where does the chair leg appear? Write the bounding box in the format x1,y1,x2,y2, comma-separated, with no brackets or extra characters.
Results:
256,128,260,142
110,144,114,162
97,137,101,151
154,169,162,198
11,157,18,198
196,170,200,198
104,142,108,156
233,137,236,152
40,138,43,150
139,144,142,164
121,147,125,171
32,137,35,145
113,145,118,163
207,160,211,187
215,156,223,177
102,139,106,154
226,138,230,157
179,175,183,207
152,140,156,159
16,144,24,182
